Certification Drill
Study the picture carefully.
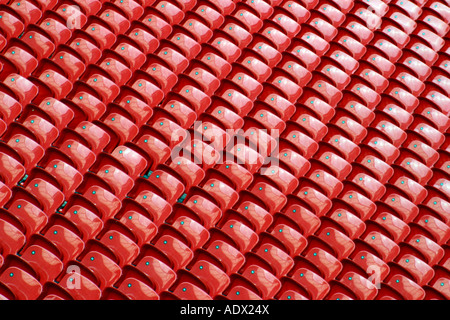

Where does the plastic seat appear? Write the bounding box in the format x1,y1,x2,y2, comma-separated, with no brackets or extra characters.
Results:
184,195,221,229
69,37,102,65
175,84,211,114
34,97,74,130
56,4,87,29
40,225,82,266
171,216,209,250
182,18,213,44
351,250,390,282
0,215,25,256
127,27,159,55
0,267,42,300
7,134,45,171
72,122,109,156
234,201,271,234
350,173,386,202
3,74,38,105
225,284,262,300
134,255,177,293
388,176,427,205
242,125,279,156
141,63,177,95
82,74,119,104
362,231,400,262
154,235,193,270
298,31,330,57
372,212,410,243
302,247,341,282
83,23,116,50
314,151,352,181
330,116,366,144
387,86,420,113
51,50,86,83
340,272,378,300
288,268,330,300
0,152,25,187
348,83,381,111
343,19,374,46
119,210,157,247
171,282,212,300
281,203,320,237
411,122,445,149
115,277,159,300
430,277,450,300
141,13,172,40
112,42,146,73
145,170,184,205
281,129,318,159
395,155,433,185
21,115,59,149
270,223,307,257
415,106,450,132
188,260,230,297
281,1,310,23
387,274,425,300
305,169,343,199
195,4,225,30
99,8,130,35
167,158,204,192
20,244,63,284
0,90,22,125
327,209,365,240
82,186,121,222
95,165,134,200
240,265,280,299
338,190,377,221
133,134,170,171
133,190,172,227
6,198,47,237
53,139,96,174
317,227,355,260
201,179,238,211
70,90,106,121
406,234,444,267
39,17,71,45
63,205,103,241
309,17,338,42
101,113,139,145
202,240,243,276
394,254,435,287
196,51,232,80
58,273,101,300
2,47,39,78
297,187,332,217
99,230,139,267
218,219,258,253
423,90,450,115
415,215,450,246
381,192,419,223
254,243,293,277
250,182,287,214
335,100,374,128
0,11,25,39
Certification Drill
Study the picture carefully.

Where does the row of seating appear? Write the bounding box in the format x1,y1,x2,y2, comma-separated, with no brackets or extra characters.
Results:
0,0,448,300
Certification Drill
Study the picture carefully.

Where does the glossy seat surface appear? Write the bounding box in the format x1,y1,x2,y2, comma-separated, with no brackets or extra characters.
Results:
0,0,448,301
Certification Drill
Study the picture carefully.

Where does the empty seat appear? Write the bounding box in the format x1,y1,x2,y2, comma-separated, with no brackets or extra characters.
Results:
0,267,42,300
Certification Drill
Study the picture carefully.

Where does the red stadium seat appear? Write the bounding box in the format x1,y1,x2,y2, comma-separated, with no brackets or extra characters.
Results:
0,0,447,302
